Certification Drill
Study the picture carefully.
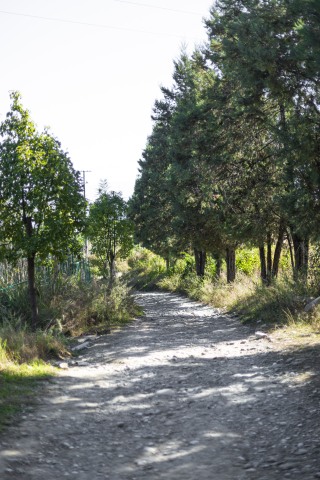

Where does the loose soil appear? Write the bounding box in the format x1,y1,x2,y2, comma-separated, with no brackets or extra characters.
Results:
1,292,320,479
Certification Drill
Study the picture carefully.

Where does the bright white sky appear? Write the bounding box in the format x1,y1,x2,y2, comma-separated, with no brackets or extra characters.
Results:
0,0,213,202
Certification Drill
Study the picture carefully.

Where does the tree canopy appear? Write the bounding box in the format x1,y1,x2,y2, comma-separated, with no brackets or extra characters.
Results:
88,184,134,280
0,92,87,327
130,0,320,282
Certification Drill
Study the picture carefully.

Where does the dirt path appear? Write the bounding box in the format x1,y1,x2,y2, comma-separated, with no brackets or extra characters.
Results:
1,292,320,479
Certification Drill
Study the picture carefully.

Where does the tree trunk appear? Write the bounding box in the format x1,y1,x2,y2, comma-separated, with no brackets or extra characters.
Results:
266,232,272,285
292,233,303,273
259,245,267,282
226,248,236,283
272,221,286,278
194,248,200,275
27,255,39,329
108,252,115,288
194,248,206,277
110,259,115,277
199,251,206,276
166,258,170,270
304,241,309,274
291,233,309,277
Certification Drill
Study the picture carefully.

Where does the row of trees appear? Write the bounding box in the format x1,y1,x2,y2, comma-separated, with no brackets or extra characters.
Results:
0,93,133,328
130,0,320,283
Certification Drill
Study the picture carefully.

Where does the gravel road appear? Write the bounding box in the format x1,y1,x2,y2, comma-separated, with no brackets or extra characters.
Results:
1,292,320,480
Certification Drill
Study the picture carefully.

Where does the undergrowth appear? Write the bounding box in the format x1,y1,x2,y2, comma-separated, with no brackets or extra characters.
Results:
0,275,139,341
0,273,139,428
125,246,320,330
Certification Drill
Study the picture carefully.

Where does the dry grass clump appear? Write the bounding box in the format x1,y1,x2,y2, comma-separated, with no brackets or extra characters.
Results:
0,276,139,337
124,248,166,290
158,271,256,309
50,278,139,336
0,312,68,366
0,274,139,366
0,329,66,365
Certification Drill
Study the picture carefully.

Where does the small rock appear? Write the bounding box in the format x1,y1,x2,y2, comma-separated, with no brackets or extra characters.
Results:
72,342,91,352
144,447,158,454
255,331,268,338
59,362,69,370
117,422,125,428
304,296,320,312
296,449,308,455
76,361,89,366
61,442,73,449
279,463,295,470
156,389,175,396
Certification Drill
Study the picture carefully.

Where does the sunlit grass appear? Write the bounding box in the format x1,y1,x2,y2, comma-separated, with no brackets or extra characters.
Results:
0,359,56,430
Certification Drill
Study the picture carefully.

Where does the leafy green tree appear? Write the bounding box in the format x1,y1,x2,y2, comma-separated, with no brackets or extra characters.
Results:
0,92,87,328
132,0,320,284
129,95,180,269
88,186,134,281
204,0,320,277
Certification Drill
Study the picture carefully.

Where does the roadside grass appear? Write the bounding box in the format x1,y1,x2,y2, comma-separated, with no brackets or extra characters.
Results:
0,276,140,337
122,249,166,290
125,247,320,346
45,277,140,336
267,314,320,352
0,360,56,431
0,274,140,429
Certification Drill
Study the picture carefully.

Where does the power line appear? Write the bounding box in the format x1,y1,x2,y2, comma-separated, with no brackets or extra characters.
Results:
114,0,203,15
0,10,201,40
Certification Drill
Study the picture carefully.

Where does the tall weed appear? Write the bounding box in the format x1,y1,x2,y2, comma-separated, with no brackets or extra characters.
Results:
0,272,139,365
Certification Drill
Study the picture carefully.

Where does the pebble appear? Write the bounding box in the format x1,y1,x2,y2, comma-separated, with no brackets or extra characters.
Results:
296,449,308,455
156,389,175,396
279,463,296,470
72,342,91,352
59,363,69,370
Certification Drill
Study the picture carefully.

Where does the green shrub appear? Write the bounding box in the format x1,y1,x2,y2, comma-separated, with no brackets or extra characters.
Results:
236,248,260,276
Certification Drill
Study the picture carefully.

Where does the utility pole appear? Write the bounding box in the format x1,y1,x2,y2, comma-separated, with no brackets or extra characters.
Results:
81,171,91,258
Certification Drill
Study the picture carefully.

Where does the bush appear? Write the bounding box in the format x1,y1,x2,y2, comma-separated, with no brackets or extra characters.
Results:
0,272,139,366
236,249,260,276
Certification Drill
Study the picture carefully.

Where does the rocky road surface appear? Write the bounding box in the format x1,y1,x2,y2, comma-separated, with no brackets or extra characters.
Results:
1,292,320,480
